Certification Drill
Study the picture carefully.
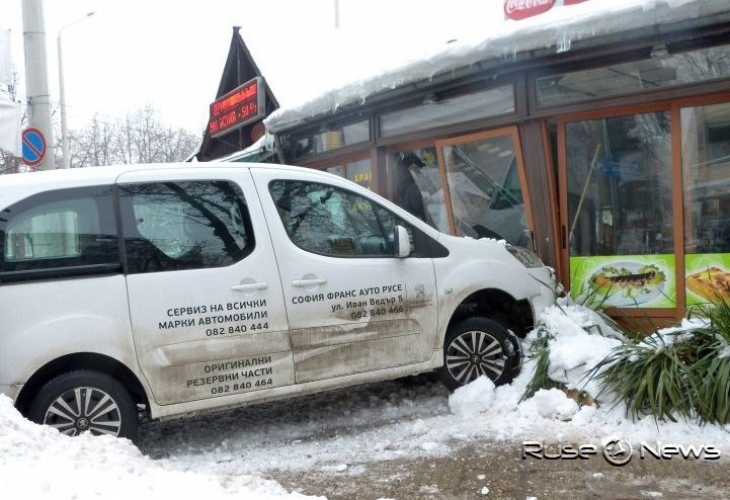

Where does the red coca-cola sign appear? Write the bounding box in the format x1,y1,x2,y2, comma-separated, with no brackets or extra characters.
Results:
504,0,556,21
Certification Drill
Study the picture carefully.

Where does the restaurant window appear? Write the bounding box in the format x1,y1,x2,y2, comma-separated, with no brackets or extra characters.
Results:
565,111,675,308
437,130,531,247
682,102,730,306
324,158,373,189
292,120,370,158
386,147,448,232
537,44,730,107
380,86,515,138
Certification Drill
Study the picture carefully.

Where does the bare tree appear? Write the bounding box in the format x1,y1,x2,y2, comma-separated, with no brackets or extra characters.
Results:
2,101,201,173
106,106,200,166
0,132,20,174
0,68,22,174
69,115,116,168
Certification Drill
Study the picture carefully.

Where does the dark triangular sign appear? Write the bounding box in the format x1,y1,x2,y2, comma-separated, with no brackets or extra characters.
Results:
194,27,279,161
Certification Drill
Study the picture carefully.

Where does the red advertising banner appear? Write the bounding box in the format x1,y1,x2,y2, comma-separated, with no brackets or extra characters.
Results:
504,0,556,21
504,0,589,20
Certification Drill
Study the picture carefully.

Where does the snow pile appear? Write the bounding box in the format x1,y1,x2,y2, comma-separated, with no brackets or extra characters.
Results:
439,301,730,450
535,302,625,396
0,394,322,500
2,302,730,498
532,388,580,421
448,375,495,417
636,317,711,351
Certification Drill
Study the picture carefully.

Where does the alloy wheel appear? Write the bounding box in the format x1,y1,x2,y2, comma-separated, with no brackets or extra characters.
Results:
42,386,123,437
445,329,506,385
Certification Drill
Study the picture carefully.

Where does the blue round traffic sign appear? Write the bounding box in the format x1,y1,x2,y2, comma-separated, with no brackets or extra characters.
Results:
22,127,47,167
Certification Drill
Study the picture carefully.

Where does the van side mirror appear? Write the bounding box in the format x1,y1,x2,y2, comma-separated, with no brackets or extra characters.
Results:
394,225,411,258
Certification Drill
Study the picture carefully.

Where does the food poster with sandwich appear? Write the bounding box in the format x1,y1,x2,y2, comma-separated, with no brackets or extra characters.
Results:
686,254,730,306
570,255,676,308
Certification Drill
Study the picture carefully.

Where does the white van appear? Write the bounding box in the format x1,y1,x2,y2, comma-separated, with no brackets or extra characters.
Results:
0,163,555,440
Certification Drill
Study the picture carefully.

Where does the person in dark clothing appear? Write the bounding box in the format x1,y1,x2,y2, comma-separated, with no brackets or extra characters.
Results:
395,152,427,221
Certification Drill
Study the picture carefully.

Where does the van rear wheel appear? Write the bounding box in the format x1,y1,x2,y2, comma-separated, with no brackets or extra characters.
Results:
438,318,521,391
27,370,138,440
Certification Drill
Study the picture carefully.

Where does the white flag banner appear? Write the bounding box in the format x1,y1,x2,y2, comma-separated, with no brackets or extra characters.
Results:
0,27,12,87
0,91,22,156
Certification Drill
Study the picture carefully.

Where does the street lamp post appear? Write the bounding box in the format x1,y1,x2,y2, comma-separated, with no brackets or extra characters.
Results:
58,11,94,169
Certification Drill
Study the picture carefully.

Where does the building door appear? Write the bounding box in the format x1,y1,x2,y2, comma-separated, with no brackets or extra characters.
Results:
558,108,677,311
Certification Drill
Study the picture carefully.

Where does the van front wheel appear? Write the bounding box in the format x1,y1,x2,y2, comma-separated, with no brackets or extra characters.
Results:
27,370,138,440
438,318,521,391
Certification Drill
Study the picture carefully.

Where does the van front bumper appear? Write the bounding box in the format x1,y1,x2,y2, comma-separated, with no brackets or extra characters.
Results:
527,266,558,322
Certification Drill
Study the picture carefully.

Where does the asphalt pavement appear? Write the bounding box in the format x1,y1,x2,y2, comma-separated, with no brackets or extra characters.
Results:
270,440,730,500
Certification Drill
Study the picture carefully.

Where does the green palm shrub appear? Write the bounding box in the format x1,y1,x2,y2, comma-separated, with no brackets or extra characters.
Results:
591,330,700,422
521,301,626,402
592,290,730,425
687,291,730,424
521,325,565,401
523,286,730,425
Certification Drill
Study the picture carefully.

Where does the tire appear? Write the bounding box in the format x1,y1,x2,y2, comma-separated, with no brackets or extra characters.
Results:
27,370,138,440
438,317,521,391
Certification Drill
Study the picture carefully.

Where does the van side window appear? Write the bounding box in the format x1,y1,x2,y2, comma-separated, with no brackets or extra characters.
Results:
269,180,406,257
0,186,119,276
118,181,253,273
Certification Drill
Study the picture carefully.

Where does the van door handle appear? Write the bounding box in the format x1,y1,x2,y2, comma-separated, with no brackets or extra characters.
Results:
231,282,268,292
292,278,327,287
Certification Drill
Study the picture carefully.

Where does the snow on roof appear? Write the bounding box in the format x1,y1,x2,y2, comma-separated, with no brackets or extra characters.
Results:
265,0,730,133
216,131,275,162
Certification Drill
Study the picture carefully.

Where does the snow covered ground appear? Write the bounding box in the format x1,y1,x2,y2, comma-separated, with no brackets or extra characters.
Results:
2,301,728,499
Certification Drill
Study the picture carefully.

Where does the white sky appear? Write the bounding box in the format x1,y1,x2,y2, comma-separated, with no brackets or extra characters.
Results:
2,0,503,133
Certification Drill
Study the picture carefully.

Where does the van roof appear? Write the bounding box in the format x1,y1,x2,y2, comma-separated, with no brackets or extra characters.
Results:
1,162,327,187
0,162,341,204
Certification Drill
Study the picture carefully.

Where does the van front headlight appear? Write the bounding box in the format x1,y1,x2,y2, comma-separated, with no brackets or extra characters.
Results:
506,245,544,268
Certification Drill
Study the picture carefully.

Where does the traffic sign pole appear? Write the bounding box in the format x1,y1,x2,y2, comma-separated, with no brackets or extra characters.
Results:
22,0,56,170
